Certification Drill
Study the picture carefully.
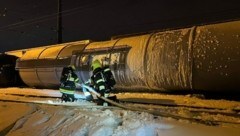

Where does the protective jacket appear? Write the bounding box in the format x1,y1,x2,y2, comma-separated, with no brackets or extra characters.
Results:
102,66,116,88
91,67,107,95
91,67,115,94
59,67,79,94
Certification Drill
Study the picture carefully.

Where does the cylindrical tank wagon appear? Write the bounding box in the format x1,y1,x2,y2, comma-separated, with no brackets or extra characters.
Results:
0,54,23,87
14,40,89,88
7,20,240,92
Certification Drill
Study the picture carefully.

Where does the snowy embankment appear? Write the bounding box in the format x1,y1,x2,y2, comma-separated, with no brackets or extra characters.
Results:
0,87,240,136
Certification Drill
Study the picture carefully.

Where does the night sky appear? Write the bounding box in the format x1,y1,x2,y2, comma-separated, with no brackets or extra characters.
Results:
0,0,240,52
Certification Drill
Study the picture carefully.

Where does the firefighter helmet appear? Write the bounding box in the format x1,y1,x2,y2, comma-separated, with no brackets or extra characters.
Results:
68,65,76,70
91,59,101,70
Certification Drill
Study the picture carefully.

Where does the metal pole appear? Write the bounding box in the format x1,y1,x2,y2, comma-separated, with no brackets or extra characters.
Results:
57,0,62,43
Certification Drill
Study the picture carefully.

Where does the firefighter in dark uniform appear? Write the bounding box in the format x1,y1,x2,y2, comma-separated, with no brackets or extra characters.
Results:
90,59,116,105
59,65,79,102
102,64,116,92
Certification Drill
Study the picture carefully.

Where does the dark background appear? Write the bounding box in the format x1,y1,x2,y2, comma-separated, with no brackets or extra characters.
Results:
0,0,240,52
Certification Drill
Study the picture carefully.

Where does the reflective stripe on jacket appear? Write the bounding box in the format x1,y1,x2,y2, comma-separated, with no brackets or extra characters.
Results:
59,88,75,94
91,67,108,94
60,67,79,94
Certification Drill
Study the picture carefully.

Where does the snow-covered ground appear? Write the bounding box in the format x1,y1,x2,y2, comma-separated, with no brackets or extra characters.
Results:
0,88,240,136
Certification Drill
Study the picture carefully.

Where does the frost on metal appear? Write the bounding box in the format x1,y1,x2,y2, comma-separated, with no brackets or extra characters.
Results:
193,21,240,91
13,21,240,92
146,29,192,91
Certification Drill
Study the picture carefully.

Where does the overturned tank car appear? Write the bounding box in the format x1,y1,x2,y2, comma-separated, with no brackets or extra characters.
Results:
6,20,240,92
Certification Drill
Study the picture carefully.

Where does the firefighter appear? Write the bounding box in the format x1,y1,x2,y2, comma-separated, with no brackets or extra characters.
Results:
102,61,116,92
59,65,79,102
89,59,116,105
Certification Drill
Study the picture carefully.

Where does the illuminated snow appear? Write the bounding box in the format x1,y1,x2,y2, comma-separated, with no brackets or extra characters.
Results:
0,88,240,136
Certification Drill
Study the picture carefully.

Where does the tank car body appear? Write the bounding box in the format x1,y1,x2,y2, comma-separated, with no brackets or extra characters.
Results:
8,20,240,92
13,41,89,89
0,54,23,87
